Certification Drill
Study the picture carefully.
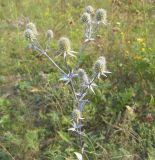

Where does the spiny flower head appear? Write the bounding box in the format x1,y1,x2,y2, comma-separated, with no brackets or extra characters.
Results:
24,29,36,41
26,22,38,35
94,56,107,77
46,30,53,39
85,5,94,14
80,12,91,25
95,9,107,24
78,69,89,85
98,56,106,64
58,37,71,53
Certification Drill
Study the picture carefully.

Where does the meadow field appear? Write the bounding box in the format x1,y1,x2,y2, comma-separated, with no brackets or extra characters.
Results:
0,0,155,159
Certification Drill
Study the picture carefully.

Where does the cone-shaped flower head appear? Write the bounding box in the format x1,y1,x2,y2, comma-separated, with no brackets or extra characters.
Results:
26,22,38,35
94,56,106,74
81,12,91,25
57,37,77,57
46,30,53,39
95,9,107,24
58,37,71,53
78,69,89,85
24,29,36,41
85,5,94,14
94,56,111,78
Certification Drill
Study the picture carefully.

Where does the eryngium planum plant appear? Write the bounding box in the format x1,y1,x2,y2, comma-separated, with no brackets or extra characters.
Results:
23,5,111,160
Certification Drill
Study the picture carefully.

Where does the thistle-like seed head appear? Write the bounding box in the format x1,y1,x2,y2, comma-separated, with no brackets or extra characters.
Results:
58,37,71,53
95,9,107,24
86,5,94,14
46,30,54,39
80,12,91,25
24,29,36,41
78,69,89,85
98,56,106,63
94,56,106,74
26,22,38,35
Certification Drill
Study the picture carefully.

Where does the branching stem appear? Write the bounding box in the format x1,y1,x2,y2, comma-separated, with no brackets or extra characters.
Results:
80,73,98,99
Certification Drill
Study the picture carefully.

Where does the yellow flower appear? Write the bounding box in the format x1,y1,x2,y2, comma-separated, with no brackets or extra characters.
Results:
137,38,145,43
134,55,143,61
141,48,145,52
127,40,130,44
121,32,124,36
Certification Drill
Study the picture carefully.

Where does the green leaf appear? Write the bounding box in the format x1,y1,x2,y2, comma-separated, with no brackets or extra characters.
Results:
25,130,39,151
58,131,71,144
16,81,31,90
0,98,10,107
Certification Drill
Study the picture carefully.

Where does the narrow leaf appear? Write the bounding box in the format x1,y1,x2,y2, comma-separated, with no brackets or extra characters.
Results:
74,152,83,160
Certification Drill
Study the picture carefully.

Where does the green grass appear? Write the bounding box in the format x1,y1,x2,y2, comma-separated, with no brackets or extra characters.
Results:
0,0,155,159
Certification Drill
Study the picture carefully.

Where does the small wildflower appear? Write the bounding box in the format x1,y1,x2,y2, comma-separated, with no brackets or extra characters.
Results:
137,38,145,43
95,9,107,25
85,5,94,14
24,29,36,41
141,48,145,52
134,55,143,61
58,37,70,52
46,30,54,39
18,18,24,27
81,12,91,25
57,37,77,58
121,32,124,36
26,22,38,35
94,56,111,78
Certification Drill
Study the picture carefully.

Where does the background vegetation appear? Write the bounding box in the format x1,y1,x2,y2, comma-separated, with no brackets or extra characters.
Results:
0,0,155,159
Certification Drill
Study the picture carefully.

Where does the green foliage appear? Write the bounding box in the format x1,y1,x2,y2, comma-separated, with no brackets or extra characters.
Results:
25,130,39,151
58,131,72,144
